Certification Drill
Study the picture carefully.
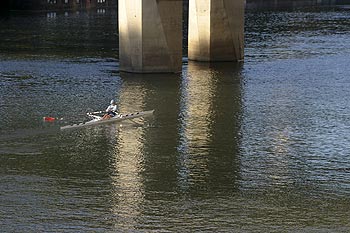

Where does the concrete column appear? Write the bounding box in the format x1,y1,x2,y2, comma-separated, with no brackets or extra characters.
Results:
119,0,183,73
188,0,244,62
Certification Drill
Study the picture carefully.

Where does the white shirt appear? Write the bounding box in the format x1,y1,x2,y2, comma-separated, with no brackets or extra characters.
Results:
106,104,117,113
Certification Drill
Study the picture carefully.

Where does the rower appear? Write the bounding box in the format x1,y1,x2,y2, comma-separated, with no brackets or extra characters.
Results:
102,99,118,120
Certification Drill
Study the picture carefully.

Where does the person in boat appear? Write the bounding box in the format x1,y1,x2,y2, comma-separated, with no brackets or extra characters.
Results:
102,99,118,120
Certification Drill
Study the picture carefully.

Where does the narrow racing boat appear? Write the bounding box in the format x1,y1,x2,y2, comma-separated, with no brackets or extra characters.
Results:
60,110,154,130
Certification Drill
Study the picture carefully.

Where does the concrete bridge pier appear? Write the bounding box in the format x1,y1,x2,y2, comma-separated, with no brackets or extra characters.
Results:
188,0,245,62
119,0,183,73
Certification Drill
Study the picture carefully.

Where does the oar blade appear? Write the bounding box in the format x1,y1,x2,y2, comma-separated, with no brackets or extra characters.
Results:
43,117,56,122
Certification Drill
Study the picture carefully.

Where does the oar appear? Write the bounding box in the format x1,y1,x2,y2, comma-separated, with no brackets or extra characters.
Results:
43,116,63,122
87,111,104,115
44,110,103,122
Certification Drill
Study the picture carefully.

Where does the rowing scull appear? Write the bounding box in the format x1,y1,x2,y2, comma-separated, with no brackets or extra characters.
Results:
60,110,154,130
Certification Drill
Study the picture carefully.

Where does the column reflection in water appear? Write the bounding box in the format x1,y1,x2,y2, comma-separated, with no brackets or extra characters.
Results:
110,73,146,230
111,72,181,229
178,62,243,195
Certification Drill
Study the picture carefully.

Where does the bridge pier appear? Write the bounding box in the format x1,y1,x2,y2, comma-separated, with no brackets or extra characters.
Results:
188,0,244,62
118,0,183,73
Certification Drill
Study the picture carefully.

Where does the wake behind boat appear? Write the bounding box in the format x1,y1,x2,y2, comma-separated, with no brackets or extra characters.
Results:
60,109,154,130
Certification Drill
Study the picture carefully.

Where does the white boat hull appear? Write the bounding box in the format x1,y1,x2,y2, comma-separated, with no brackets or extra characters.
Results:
60,110,154,130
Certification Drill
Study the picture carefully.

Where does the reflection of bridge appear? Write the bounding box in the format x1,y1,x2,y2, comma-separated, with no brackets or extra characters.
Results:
113,62,243,204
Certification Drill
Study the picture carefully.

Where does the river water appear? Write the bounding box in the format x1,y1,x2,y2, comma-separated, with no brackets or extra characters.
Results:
1,5,350,232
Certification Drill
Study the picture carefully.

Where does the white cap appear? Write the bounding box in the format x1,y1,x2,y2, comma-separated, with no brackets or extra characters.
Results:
110,99,115,104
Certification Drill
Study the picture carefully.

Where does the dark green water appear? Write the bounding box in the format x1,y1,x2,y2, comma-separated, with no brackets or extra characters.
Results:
1,6,350,232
